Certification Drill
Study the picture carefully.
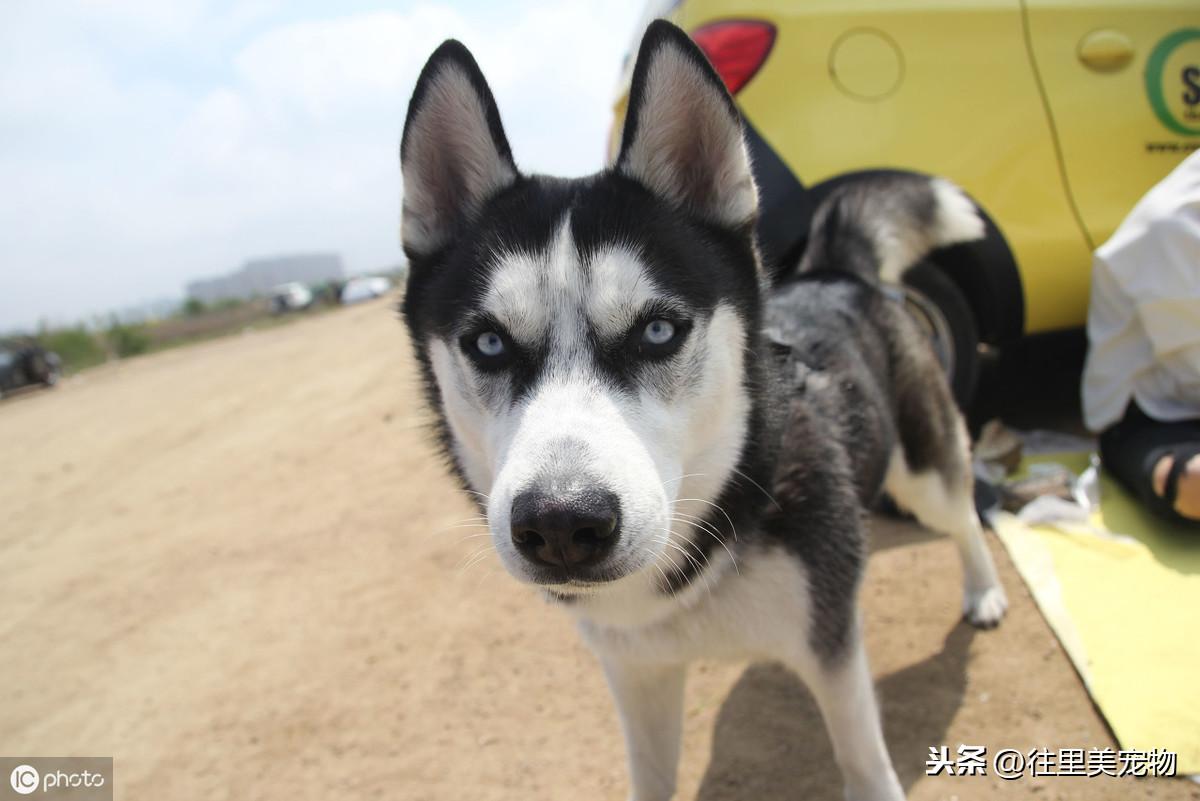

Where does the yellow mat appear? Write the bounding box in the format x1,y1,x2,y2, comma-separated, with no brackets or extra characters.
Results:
991,453,1200,774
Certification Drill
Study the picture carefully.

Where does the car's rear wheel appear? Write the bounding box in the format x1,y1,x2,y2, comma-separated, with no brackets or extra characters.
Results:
42,362,61,387
902,261,980,409
26,351,61,387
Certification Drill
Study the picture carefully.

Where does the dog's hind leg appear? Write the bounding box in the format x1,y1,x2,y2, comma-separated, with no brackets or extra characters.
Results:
599,657,686,801
884,419,1008,628
786,625,904,801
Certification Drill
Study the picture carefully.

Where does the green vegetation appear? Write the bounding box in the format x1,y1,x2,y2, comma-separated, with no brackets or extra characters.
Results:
105,321,151,358
211,297,249,312
181,297,207,316
179,296,250,318
36,327,107,373
23,283,366,378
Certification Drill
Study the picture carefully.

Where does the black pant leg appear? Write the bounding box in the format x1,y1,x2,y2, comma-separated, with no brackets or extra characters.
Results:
1098,403,1200,524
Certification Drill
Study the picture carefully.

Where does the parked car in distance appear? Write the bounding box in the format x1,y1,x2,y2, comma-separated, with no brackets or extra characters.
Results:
269,282,314,314
340,276,392,305
0,338,62,399
610,0,1199,405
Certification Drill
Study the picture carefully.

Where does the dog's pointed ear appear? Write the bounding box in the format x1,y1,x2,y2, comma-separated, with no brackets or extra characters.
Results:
615,21,757,228
401,40,517,257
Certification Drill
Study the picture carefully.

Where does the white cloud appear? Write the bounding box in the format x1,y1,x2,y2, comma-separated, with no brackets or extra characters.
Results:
234,8,466,119
0,1,644,330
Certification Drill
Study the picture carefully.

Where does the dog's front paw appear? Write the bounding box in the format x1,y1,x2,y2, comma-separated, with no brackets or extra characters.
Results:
843,770,905,801
963,585,1008,629
629,793,674,801
628,779,676,801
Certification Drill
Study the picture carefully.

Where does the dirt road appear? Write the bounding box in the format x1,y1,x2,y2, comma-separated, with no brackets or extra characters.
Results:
2,300,1195,800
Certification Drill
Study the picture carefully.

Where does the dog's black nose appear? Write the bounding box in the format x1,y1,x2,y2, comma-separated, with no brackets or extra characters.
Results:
510,488,620,570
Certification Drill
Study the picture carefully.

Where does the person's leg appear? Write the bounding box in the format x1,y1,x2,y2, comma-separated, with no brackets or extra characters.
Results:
1099,403,1200,524
1151,448,1200,520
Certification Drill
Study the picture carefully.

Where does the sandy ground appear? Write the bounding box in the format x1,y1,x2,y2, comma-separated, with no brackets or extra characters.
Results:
2,299,1196,801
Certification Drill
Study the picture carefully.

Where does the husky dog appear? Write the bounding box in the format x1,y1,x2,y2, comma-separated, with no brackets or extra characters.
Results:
399,21,1007,801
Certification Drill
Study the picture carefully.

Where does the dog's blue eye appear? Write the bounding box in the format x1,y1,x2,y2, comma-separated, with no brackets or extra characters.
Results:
642,319,675,345
475,331,505,357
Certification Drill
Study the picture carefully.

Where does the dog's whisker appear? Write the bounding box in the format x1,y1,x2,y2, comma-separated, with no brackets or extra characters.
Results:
728,467,784,512
664,527,714,598
668,550,709,597
456,546,495,574
431,515,490,533
670,512,740,573
663,472,707,487
470,566,502,592
637,545,673,595
666,523,723,590
652,562,672,594
671,510,722,538
434,522,491,534
655,543,686,582
670,515,739,574
673,543,710,582
459,558,493,579
674,497,739,543
458,553,492,573
672,529,713,570
666,538,703,569
431,525,491,540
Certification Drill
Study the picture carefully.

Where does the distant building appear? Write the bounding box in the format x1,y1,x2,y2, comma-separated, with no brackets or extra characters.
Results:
186,253,345,304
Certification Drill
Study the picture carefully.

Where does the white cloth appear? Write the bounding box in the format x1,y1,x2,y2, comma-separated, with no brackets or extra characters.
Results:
1083,150,1200,432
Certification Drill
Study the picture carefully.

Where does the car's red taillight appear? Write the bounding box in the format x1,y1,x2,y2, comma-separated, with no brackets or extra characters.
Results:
691,20,776,96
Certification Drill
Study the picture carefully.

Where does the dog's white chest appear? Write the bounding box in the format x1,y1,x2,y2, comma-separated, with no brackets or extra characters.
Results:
574,546,814,666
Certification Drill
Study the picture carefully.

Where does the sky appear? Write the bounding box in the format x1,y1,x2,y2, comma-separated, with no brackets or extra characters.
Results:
0,0,647,330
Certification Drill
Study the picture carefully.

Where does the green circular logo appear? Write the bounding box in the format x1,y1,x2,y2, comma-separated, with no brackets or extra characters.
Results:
1145,28,1200,136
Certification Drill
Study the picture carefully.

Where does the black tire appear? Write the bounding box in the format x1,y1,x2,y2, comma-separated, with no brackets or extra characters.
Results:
902,261,980,410
42,362,61,387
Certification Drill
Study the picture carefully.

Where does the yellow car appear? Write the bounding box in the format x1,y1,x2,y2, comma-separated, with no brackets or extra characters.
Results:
610,1,1199,404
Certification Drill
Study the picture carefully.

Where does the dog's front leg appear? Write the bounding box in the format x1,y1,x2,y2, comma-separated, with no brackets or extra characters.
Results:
600,656,686,801
789,627,905,801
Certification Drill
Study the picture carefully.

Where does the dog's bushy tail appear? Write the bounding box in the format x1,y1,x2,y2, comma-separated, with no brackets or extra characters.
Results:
796,174,985,284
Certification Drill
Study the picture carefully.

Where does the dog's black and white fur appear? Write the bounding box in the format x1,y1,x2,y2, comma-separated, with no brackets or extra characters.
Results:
400,21,1007,801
